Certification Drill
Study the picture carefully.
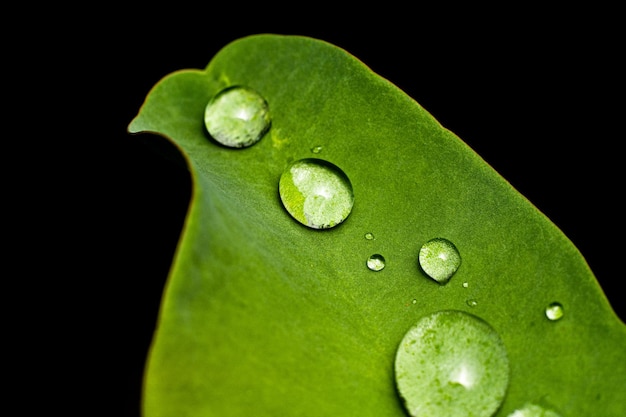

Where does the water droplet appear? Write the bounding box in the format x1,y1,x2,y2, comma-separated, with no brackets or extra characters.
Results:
310,145,323,154
364,232,375,240
395,310,509,417
507,402,562,417
366,254,386,271
204,86,271,148
545,302,564,321
418,238,461,284
278,158,354,229
412,299,418,304
462,282,469,288
466,299,478,307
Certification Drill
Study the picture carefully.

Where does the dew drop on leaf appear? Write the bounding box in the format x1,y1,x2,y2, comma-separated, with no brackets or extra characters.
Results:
507,402,562,417
364,232,375,240
366,254,386,271
278,158,354,229
394,310,510,417
545,302,564,321
466,299,478,308
204,85,271,148
418,237,461,284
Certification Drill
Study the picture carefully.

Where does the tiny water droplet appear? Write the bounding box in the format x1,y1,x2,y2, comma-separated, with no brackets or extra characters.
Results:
366,254,386,271
462,282,469,288
364,232,375,240
204,86,271,148
412,299,418,304
310,145,323,154
466,299,478,307
418,238,461,284
507,402,562,417
395,310,509,417
278,158,354,229
545,302,564,321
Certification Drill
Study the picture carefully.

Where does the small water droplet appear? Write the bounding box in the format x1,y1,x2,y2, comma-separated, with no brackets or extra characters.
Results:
310,145,323,154
418,238,461,284
204,86,271,148
278,158,354,229
462,282,469,288
364,232,375,240
412,299,418,304
366,254,386,271
395,310,509,417
507,402,562,417
545,302,564,321
466,299,478,307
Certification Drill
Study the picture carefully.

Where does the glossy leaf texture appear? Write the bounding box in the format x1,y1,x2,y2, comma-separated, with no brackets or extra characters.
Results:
128,34,626,417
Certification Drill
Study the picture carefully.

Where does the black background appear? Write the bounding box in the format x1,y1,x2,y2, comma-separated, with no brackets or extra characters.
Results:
77,9,623,417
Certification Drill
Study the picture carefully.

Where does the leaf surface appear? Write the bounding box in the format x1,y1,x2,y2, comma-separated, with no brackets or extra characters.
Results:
128,34,626,417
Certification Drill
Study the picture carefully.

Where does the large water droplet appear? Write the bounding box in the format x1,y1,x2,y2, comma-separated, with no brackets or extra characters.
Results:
204,86,271,148
418,238,461,284
395,310,510,417
507,402,562,417
366,254,386,271
545,302,564,321
278,158,354,229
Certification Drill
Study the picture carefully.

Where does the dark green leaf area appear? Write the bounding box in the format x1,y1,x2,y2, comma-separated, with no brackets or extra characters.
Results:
129,34,626,417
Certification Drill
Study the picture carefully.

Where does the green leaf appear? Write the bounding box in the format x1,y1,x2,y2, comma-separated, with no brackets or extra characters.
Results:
128,34,626,417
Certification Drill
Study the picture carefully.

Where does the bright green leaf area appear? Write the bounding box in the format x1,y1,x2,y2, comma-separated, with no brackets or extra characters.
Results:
128,34,626,417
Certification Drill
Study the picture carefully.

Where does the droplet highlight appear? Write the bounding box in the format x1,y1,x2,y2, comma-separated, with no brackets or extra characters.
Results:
545,302,564,321
366,254,386,271
395,310,509,417
204,86,271,148
418,238,461,284
278,158,354,229
507,402,562,417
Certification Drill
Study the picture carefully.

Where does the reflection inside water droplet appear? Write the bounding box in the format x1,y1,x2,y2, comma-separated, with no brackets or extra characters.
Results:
366,254,386,271
418,238,461,284
204,86,271,148
278,158,354,229
394,310,509,417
